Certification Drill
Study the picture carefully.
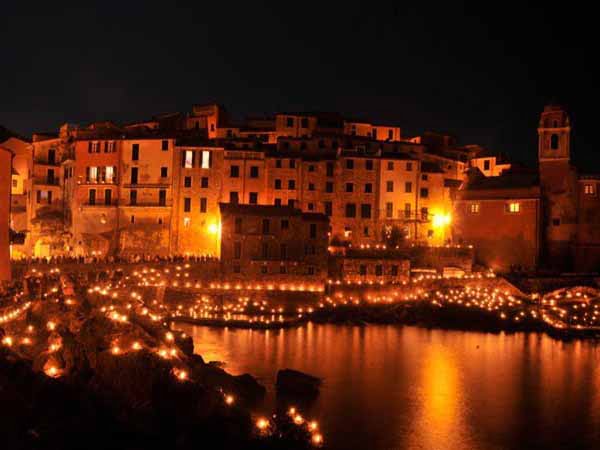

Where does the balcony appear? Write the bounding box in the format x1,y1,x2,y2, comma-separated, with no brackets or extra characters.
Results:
34,157,60,167
78,178,119,186
33,177,60,187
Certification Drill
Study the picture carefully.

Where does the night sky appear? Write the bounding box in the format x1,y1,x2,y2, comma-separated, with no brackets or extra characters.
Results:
2,2,597,168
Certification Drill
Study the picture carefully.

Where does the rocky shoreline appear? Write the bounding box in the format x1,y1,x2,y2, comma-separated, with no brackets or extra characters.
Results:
0,274,323,450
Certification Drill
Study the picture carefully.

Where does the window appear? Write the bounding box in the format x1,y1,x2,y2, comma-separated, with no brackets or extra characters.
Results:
130,190,137,205
404,203,411,219
364,226,370,236
200,197,207,213
201,150,211,169
387,161,394,170
324,201,332,216
552,218,561,226
470,203,480,214
483,160,491,171
131,215,136,224
281,219,289,230
280,244,287,259
345,203,356,218
506,202,520,213
250,166,259,178
105,166,115,183
11,179,17,189
48,149,56,164
365,183,372,193
161,167,168,178
88,166,98,183
89,189,96,205
230,192,239,204
361,204,372,219
326,162,334,177
47,169,55,184
365,160,373,170
286,117,294,127
183,217,191,227
375,265,383,276
276,159,282,168
201,177,208,188
391,265,399,276
274,198,282,206
550,134,559,150
420,188,429,198
288,179,296,190
372,128,378,140
161,140,169,151
92,142,100,153
388,129,394,140
308,164,315,172
346,159,354,169
386,181,394,192
249,192,258,204
301,117,308,128
235,217,242,233
261,243,269,259
308,183,315,191
105,189,111,205
289,159,296,169
279,265,287,274
359,265,367,276
310,223,317,239
230,165,239,177
386,202,394,218
184,176,192,188
183,150,194,168
405,182,412,193
421,207,428,221
234,242,242,259
158,189,166,206
325,181,334,193
584,184,595,195
406,162,412,171
184,197,191,212
421,174,428,181
130,167,138,185
346,183,354,193
288,199,296,208
233,265,241,273
132,144,139,161
275,179,282,189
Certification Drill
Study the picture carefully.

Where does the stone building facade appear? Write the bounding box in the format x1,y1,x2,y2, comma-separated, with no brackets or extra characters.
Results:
219,203,329,283
0,144,13,282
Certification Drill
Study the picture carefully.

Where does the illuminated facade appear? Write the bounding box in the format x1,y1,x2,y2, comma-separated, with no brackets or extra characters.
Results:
0,144,13,282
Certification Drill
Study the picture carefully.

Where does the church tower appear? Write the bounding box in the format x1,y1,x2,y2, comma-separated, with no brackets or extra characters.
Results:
537,104,578,269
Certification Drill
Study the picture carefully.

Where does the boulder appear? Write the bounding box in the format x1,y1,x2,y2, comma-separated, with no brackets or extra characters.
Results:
276,369,321,397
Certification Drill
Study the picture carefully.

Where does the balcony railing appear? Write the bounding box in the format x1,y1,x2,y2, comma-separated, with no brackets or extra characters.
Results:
33,177,60,186
33,157,60,166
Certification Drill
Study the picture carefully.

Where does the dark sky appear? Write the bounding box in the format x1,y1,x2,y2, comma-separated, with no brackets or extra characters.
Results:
1,2,597,168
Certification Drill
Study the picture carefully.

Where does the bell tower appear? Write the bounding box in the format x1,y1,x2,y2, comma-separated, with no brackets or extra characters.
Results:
538,104,571,162
537,104,577,269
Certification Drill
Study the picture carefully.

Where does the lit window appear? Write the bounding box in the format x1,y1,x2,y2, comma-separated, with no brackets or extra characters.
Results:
469,203,480,214
105,166,114,183
506,202,520,213
184,151,193,168
183,217,191,227
584,184,595,195
89,166,98,182
201,150,211,169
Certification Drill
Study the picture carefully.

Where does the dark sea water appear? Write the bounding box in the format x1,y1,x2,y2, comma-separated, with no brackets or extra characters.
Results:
174,323,600,450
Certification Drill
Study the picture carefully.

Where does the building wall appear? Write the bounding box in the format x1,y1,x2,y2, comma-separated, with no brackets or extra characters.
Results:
470,156,510,177
172,146,224,256
0,147,12,281
118,139,174,256
341,256,410,283
575,178,600,271
220,205,329,283
454,192,541,271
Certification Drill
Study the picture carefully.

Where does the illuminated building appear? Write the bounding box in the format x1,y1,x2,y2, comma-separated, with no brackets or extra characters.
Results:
0,142,13,282
219,203,329,283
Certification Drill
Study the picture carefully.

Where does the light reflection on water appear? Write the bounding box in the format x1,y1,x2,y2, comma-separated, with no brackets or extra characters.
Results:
174,323,600,450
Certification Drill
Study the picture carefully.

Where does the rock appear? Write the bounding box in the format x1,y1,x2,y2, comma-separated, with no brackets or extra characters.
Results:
276,369,321,397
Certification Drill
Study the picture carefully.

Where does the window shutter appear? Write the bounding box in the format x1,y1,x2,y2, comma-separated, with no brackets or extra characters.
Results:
181,151,186,168
88,142,92,153
192,151,196,168
86,167,90,182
